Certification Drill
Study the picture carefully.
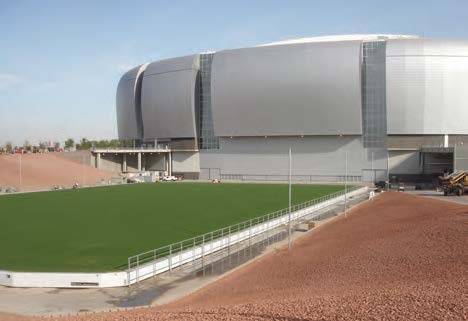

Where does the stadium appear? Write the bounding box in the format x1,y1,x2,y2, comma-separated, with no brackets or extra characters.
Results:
113,34,468,183
1,34,467,321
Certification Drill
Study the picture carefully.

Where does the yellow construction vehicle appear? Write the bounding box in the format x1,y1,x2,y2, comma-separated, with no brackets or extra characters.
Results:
438,171,468,196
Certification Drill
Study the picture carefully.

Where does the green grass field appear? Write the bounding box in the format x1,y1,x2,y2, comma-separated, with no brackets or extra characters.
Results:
0,182,345,272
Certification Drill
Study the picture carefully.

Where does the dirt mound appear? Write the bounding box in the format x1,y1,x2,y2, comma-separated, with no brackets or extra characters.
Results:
0,153,114,192
7,192,468,320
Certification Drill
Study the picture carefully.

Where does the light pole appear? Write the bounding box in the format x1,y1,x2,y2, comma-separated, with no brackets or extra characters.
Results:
19,152,23,192
82,154,87,187
288,147,292,251
345,151,348,218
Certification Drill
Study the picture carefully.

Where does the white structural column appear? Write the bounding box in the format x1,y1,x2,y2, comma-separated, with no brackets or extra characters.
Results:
122,154,127,172
168,152,172,176
137,153,142,172
444,134,449,148
96,153,101,169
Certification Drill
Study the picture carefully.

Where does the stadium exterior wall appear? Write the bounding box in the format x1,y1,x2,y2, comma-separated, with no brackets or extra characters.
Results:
141,55,200,140
386,39,468,134
199,136,388,182
115,35,468,181
116,64,147,140
211,41,363,137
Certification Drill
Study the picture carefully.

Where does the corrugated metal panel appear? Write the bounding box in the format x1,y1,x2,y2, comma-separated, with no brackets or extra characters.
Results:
141,55,199,139
116,65,146,139
386,39,468,134
211,41,363,137
144,55,200,76
387,39,468,56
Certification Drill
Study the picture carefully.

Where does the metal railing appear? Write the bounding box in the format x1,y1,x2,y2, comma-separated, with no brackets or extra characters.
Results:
126,186,363,284
90,145,170,152
220,173,362,182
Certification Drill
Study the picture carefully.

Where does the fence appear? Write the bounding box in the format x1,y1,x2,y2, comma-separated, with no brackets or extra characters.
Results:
127,186,367,285
220,173,362,182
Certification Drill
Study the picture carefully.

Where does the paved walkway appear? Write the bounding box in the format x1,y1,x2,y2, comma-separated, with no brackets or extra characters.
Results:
407,190,468,205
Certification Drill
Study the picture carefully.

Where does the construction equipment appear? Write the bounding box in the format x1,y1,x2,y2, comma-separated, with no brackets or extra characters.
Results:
438,171,468,196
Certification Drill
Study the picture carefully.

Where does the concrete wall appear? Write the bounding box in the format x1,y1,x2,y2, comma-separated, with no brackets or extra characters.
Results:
389,151,421,174
172,152,200,173
95,154,123,173
145,154,166,171
200,136,388,181
56,150,92,166
454,145,468,171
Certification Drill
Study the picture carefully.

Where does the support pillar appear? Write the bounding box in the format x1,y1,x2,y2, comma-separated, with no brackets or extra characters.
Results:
168,152,172,176
122,154,127,172
137,152,142,172
96,153,101,169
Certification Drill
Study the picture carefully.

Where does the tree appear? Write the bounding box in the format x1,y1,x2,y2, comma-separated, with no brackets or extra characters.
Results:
76,138,92,150
5,142,12,152
23,140,33,152
54,142,61,149
64,138,75,149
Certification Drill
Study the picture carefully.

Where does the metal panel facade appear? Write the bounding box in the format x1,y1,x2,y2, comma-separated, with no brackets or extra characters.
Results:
141,55,199,139
211,41,363,137
200,136,388,181
116,65,146,139
386,39,468,134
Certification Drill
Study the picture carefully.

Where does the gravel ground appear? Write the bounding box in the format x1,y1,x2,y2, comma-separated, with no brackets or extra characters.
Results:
3,192,467,320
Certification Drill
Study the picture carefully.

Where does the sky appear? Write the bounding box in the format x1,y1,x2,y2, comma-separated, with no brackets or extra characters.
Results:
1,0,468,146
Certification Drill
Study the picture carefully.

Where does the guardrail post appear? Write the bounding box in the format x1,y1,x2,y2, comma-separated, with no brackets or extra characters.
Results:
266,214,270,246
210,231,214,274
249,220,252,258
153,249,156,277
202,234,205,277
127,257,131,286
179,242,182,271
221,228,224,273
136,256,139,283
169,244,172,276
192,238,196,274
228,226,231,268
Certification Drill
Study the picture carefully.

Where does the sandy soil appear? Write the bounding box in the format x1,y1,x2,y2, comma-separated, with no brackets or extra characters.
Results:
3,192,467,320
0,153,114,192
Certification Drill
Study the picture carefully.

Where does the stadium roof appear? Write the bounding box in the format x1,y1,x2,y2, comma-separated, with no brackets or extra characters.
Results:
257,34,420,46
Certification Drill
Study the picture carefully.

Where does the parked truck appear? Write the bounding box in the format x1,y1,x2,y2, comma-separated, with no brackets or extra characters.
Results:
438,171,468,196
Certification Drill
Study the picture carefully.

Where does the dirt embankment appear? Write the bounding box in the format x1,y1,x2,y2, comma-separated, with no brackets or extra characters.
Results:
4,192,467,320
0,153,114,192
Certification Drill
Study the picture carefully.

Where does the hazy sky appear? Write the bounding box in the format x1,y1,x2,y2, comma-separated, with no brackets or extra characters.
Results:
1,0,468,146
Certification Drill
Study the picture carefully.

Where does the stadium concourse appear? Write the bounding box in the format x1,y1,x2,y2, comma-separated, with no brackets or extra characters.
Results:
2,192,466,320
0,153,113,192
